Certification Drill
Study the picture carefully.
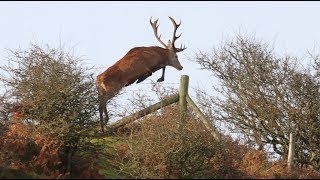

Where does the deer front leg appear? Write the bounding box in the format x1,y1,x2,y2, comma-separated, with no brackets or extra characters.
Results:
157,67,165,82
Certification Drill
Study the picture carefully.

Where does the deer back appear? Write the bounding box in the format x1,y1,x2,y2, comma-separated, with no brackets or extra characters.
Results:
97,46,168,90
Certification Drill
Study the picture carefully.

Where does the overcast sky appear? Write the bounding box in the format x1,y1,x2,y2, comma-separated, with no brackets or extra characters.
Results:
1,1,320,121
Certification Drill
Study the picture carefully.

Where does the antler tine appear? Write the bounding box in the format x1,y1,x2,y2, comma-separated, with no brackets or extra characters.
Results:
176,44,187,52
168,16,185,52
150,17,168,48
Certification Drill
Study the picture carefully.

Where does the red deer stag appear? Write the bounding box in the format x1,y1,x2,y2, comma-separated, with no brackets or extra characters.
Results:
96,16,186,133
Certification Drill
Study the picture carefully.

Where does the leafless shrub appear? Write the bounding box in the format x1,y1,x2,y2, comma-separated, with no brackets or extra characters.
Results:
194,33,320,170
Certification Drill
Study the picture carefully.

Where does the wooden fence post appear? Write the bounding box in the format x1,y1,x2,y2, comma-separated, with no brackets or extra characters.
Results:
178,75,189,131
287,132,295,174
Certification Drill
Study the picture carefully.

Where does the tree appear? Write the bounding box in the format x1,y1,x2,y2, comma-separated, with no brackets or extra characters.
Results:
0,44,99,176
194,34,320,170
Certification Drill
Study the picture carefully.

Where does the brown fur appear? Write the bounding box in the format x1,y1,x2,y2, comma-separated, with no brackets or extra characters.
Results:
97,46,168,87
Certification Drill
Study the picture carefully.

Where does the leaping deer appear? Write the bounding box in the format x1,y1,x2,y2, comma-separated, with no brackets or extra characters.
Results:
96,16,186,133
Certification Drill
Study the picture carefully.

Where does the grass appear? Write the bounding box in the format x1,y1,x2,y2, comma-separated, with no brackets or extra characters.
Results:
0,167,38,179
87,136,133,179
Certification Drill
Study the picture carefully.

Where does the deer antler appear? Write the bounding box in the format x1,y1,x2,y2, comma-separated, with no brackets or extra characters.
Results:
150,17,168,48
168,16,186,52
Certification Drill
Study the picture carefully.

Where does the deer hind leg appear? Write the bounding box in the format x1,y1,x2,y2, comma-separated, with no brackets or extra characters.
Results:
97,84,110,133
98,95,109,133
99,84,122,133
157,67,166,82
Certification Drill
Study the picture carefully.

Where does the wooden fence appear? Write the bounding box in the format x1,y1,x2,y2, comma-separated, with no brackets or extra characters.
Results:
108,75,221,141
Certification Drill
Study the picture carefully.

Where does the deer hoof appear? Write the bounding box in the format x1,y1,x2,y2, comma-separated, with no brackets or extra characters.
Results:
157,78,164,82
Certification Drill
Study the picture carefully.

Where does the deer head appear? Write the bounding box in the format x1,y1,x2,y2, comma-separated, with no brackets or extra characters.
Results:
150,16,186,70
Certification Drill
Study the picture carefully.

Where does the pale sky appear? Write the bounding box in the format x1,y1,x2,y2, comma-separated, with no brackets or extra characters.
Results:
1,1,320,121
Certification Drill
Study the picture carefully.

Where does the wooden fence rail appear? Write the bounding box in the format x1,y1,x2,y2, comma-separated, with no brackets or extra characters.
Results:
109,94,179,131
186,95,221,141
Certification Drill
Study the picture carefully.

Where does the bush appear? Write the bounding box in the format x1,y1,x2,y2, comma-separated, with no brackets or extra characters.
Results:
110,104,244,178
0,44,99,177
105,100,320,179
